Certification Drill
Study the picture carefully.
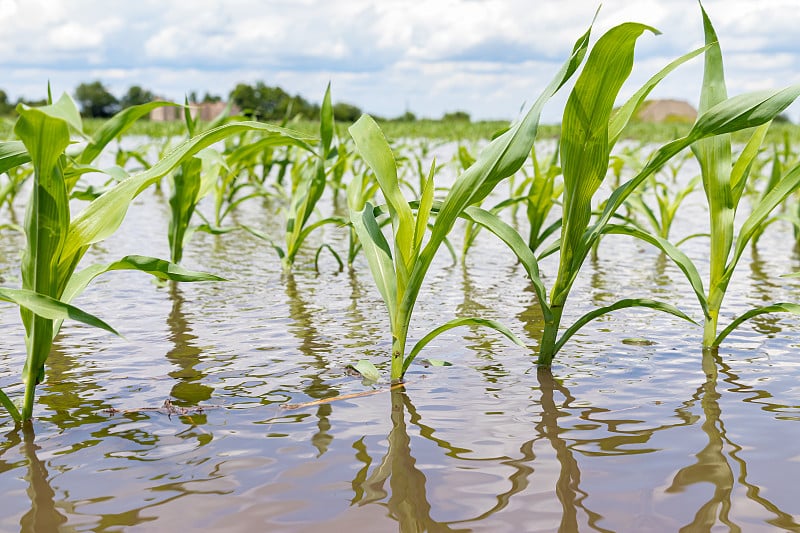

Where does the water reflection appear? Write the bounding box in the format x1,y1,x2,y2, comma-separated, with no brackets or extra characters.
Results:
668,351,799,531
35,337,109,429
0,426,68,532
351,377,612,532
535,368,611,532
166,282,213,411
352,387,467,532
19,425,68,532
284,272,336,456
747,247,784,335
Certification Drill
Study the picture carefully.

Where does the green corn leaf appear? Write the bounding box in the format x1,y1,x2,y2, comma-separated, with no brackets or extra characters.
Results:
61,255,224,305
349,200,397,322
691,86,800,139
60,121,317,273
0,387,21,422
405,317,525,374
14,100,73,389
296,216,347,252
714,303,800,347
554,298,698,355
420,359,453,367
559,23,656,286
320,82,334,157
290,159,326,240
727,161,800,279
413,160,436,254
691,4,733,291
168,157,203,263
19,93,83,134
402,21,594,329
314,243,344,273
0,141,31,174
0,287,117,335
603,224,709,318
461,205,551,321
609,44,708,149
347,359,381,382
78,101,182,165
349,115,415,271
730,122,770,206
437,21,593,225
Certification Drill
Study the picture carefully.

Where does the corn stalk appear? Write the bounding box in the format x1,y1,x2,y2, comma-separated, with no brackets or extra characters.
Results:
348,20,594,380
3,93,316,422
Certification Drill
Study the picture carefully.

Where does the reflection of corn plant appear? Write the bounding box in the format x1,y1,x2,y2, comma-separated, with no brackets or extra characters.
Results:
348,23,593,381
0,94,315,423
628,9,800,349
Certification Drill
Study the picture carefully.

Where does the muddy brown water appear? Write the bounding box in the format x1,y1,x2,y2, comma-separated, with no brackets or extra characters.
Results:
1,141,799,532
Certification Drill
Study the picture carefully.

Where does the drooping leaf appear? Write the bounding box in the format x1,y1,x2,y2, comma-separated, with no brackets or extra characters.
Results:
555,298,697,354
405,317,525,373
461,205,551,321
78,101,182,165
0,287,117,335
714,303,800,346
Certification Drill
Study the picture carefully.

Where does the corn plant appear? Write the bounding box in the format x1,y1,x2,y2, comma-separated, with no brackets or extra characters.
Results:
0,94,317,423
347,21,594,381
461,143,563,261
246,84,346,270
624,173,702,243
454,8,800,366
165,98,241,263
459,22,704,366
621,8,800,349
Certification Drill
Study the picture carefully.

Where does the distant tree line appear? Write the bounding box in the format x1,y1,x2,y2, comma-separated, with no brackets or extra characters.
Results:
0,80,475,123
0,80,372,122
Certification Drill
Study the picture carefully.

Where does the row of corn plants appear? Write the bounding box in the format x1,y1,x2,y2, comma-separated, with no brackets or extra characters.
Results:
2,5,800,422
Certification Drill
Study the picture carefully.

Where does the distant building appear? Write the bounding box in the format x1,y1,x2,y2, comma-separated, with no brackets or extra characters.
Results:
637,99,697,123
149,99,240,122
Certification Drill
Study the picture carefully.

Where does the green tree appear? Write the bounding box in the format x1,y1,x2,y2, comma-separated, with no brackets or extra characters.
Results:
229,81,317,120
442,110,471,122
229,83,259,116
120,85,154,108
332,101,362,122
0,89,13,115
74,81,119,117
201,92,222,103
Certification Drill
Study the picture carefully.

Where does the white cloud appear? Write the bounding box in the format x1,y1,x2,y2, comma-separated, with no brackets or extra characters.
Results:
1,0,799,121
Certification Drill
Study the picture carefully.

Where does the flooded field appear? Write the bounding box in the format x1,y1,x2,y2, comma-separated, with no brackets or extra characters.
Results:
1,139,800,532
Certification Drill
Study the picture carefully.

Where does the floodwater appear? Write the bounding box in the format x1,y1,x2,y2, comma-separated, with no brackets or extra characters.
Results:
1,140,800,532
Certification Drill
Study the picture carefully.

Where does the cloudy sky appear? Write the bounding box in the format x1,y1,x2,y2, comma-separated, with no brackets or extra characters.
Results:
2,0,799,122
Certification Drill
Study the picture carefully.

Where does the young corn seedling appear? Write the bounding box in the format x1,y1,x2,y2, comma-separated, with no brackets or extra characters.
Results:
624,172,702,244
459,9,799,366
623,7,800,349
166,97,245,263
246,84,345,270
1,93,317,423
348,21,594,381
461,143,563,261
